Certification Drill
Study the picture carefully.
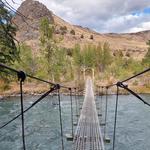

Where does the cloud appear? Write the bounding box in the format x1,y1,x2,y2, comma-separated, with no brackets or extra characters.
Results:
38,0,150,33
127,21,150,33
5,0,150,33
3,0,22,10
102,13,150,33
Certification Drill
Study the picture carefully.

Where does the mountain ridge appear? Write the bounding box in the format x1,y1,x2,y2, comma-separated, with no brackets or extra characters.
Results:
13,0,149,60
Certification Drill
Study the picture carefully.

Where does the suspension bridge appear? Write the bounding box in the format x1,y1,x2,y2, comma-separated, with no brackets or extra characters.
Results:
0,63,150,150
73,78,104,150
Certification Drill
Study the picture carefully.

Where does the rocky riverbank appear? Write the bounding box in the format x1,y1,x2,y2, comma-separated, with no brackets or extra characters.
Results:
0,82,150,100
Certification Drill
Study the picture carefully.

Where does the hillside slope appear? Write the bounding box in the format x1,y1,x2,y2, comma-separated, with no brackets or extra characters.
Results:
13,0,149,60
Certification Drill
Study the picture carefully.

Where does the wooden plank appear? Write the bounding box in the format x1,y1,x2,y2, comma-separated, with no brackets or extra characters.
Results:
73,78,105,150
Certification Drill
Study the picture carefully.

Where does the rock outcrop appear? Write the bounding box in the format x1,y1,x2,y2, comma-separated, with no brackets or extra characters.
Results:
13,0,150,60
13,0,54,41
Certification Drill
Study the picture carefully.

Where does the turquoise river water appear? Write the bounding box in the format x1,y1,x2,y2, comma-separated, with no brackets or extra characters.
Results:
0,94,150,150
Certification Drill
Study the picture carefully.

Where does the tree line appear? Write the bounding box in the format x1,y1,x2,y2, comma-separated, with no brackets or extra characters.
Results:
0,5,150,90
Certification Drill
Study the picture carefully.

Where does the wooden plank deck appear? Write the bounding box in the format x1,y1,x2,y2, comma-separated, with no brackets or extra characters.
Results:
73,78,105,150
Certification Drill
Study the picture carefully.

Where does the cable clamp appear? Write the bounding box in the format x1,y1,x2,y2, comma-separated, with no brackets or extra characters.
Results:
55,84,60,90
116,82,128,89
18,71,26,82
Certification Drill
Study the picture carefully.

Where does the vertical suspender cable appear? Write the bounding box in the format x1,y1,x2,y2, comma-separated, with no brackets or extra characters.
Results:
77,88,79,117
98,86,101,116
113,85,119,150
104,87,108,139
77,88,80,116
74,88,78,122
99,86,103,118
57,85,64,150
69,88,74,137
18,71,26,150
101,86,103,116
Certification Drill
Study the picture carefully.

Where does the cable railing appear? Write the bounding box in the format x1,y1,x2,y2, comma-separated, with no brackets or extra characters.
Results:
96,67,150,150
0,63,77,150
0,63,150,150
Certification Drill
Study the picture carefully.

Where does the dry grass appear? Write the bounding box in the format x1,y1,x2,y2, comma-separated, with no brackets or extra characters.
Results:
0,82,50,96
53,14,148,60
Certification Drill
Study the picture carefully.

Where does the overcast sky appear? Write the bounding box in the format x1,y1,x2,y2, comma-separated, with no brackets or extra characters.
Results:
5,0,150,33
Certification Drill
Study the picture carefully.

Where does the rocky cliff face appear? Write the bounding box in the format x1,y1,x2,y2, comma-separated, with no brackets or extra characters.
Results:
13,0,150,59
13,0,54,42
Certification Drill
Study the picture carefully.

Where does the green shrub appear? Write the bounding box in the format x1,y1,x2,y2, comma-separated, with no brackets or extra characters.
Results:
81,34,84,38
125,52,130,57
60,26,67,35
60,26,67,31
90,35,94,40
70,29,75,35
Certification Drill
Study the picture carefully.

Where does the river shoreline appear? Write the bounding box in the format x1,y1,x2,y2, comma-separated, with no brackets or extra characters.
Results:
1,90,150,101
0,82,150,100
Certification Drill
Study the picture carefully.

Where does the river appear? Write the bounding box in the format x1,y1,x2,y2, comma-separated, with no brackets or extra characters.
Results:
0,94,150,150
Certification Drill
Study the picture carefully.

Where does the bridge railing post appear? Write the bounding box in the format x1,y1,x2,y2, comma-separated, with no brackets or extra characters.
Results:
18,71,26,150
74,88,79,124
57,84,64,150
113,85,119,150
69,88,74,138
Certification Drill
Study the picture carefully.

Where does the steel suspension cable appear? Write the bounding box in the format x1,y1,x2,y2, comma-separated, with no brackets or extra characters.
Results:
0,69,15,76
2,0,39,30
18,71,26,150
98,86,100,113
0,63,71,89
57,85,64,150
112,86,119,150
74,88,79,122
99,68,150,88
99,86,103,118
0,85,57,130
117,82,150,107
69,88,74,137
104,87,108,139
77,87,80,116
121,68,150,83
0,63,55,85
